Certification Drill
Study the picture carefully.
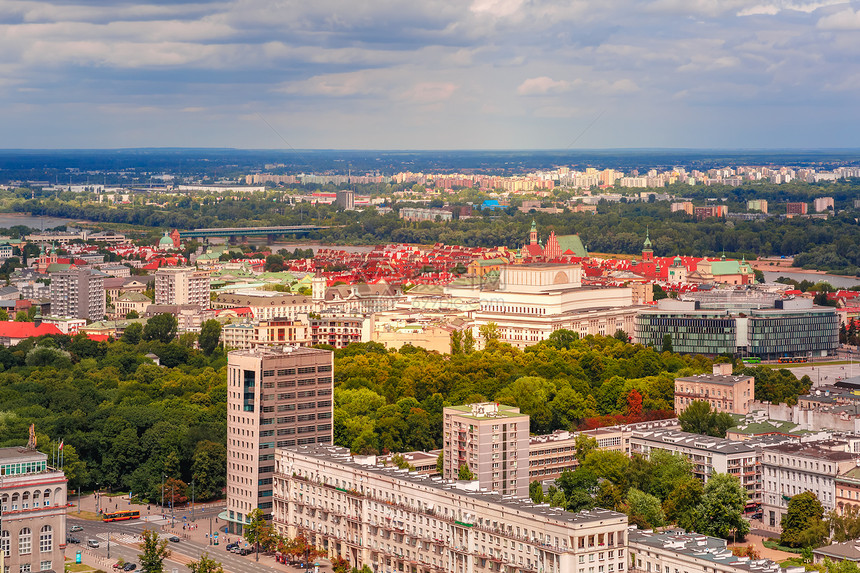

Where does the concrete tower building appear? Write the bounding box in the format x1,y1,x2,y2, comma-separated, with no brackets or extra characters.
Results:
49,268,105,321
154,267,211,309
223,346,334,532
443,403,530,498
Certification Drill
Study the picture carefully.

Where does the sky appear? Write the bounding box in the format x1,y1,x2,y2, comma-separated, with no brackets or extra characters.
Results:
2,0,860,150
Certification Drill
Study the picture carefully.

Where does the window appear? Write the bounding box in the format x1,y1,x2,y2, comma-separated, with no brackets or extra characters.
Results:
19,565,30,573
1,530,9,557
18,528,31,555
40,563,51,572
39,526,52,553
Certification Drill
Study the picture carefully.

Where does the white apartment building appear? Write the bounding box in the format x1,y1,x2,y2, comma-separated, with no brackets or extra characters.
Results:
760,442,859,528
221,319,311,350
443,403,530,498
630,430,759,504
49,268,105,321
629,529,794,573
273,445,630,573
0,447,68,573
224,346,334,533
154,267,211,309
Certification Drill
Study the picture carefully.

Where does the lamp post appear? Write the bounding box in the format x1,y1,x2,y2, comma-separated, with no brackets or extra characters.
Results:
171,484,174,528
107,530,110,559
96,483,100,514
161,475,165,517
191,481,195,523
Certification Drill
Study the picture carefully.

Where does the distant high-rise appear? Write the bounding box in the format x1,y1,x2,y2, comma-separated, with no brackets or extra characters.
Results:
443,402,530,498
335,189,355,210
224,346,334,531
154,267,210,308
50,268,105,321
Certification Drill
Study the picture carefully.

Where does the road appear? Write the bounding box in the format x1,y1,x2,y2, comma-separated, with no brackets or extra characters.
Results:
66,512,315,573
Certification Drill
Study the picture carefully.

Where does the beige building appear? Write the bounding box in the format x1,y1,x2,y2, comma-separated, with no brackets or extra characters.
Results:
273,445,629,573
154,267,211,309
221,319,311,350
224,346,334,532
113,292,151,318
675,365,755,415
0,447,68,573
443,403,530,498
213,291,314,321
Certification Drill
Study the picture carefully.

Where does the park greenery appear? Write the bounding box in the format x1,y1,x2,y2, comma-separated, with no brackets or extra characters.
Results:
0,326,814,503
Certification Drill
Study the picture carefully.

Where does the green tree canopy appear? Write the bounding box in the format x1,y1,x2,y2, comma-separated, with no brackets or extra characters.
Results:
143,313,178,343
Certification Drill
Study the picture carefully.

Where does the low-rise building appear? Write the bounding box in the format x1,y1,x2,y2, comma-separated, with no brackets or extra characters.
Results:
113,292,152,318
221,319,311,350
675,366,755,415
273,445,629,573
214,291,314,320
0,446,68,573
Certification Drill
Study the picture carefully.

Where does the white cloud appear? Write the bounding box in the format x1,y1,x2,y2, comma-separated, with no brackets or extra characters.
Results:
817,8,860,29
517,76,571,96
400,82,458,103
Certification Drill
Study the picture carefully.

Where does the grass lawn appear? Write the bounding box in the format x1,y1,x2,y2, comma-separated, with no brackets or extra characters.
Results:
65,564,97,572
68,510,103,521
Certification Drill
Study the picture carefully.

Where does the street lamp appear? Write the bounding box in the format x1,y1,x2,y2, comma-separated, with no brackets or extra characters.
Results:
191,481,195,523
96,483,100,514
161,475,166,518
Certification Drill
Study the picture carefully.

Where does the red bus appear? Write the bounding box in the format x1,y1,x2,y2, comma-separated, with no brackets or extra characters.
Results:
102,510,140,522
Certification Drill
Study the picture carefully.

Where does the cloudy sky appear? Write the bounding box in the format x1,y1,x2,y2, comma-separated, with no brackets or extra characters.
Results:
2,0,859,149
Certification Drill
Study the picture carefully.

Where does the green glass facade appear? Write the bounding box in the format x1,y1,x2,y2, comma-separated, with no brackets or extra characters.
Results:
635,312,737,354
748,310,839,359
635,308,838,357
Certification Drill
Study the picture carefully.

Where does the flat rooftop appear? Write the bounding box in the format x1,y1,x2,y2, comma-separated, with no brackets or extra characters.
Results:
228,346,332,359
286,445,627,527
0,447,47,462
676,374,754,386
632,430,756,454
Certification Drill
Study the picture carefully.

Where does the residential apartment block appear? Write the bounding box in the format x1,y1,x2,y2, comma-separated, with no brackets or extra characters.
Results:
221,319,311,350
49,268,105,321
630,429,759,504
273,445,629,573
443,403,530,498
213,291,314,321
760,442,858,528
224,346,334,533
0,447,68,573
154,267,211,308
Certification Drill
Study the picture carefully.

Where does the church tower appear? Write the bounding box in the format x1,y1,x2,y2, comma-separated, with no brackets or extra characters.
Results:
642,228,654,261
530,220,538,245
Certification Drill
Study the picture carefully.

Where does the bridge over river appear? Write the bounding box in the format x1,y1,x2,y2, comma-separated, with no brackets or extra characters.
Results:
179,225,328,243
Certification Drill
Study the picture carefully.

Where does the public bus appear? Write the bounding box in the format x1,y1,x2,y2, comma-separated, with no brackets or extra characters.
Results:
778,356,809,364
742,357,761,364
102,510,141,522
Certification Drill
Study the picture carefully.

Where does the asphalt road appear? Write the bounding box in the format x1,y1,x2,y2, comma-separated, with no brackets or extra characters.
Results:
66,512,304,573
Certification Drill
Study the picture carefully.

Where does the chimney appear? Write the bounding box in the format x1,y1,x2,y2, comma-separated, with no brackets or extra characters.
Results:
713,363,733,376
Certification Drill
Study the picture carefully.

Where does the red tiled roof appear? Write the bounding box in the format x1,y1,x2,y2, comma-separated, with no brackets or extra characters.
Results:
0,322,63,339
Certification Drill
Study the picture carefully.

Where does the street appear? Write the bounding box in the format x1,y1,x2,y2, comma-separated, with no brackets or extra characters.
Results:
68,496,330,573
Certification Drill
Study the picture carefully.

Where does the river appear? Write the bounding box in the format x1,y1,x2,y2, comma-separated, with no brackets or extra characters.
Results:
763,270,860,289
0,213,78,230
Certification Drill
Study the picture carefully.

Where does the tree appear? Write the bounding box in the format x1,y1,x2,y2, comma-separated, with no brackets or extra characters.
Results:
678,400,734,437
529,480,544,504
123,322,143,345
829,506,860,543
626,488,665,529
450,330,462,355
574,435,598,464
781,491,825,548
462,330,475,353
546,329,578,350
243,508,269,562
458,463,475,481
139,529,171,573
0,308,8,321
695,473,750,540
188,553,224,573
625,389,643,420
661,333,673,353
436,451,444,475
479,322,500,344
198,319,222,355
14,310,30,322
265,254,285,272
192,441,226,500
663,477,703,531
143,313,178,343
582,450,630,490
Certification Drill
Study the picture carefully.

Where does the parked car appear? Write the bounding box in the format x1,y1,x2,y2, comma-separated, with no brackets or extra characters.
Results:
112,562,124,569
70,525,84,532
66,536,81,544
87,539,100,548
236,548,251,556
225,543,239,551
123,563,137,571
167,536,180,543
